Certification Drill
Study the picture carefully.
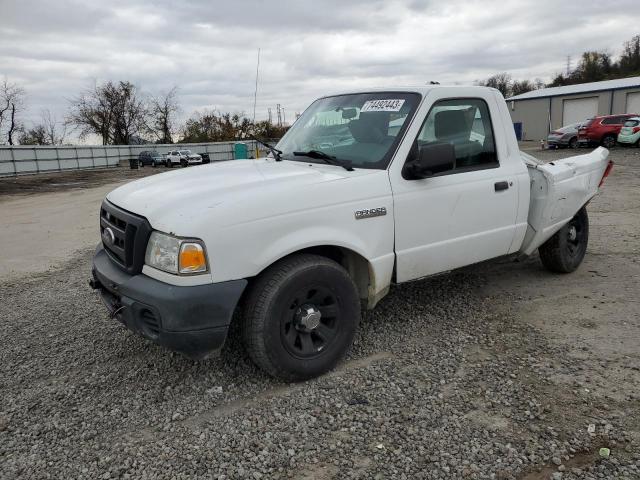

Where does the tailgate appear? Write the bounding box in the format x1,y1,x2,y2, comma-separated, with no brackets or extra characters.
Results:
519,147,610,255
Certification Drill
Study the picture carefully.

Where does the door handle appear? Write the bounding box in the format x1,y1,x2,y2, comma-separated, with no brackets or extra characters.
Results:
494,181,509,192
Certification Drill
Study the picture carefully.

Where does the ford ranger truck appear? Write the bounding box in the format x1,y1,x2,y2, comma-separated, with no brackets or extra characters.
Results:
90,86,613,381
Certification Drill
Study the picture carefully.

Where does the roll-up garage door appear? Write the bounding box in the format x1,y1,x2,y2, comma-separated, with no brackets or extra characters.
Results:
625,92,640,114
562,97,598,126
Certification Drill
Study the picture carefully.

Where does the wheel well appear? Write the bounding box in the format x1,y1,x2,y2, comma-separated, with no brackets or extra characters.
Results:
239,246,375,312
295,246,372,301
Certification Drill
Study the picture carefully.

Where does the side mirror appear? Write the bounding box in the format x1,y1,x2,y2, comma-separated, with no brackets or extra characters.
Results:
403,143,455,179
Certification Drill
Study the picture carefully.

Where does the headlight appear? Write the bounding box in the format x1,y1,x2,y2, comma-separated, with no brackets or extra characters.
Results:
144,231,208,275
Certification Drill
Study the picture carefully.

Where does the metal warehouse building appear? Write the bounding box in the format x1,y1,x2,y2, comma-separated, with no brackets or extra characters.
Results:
507,76,640,141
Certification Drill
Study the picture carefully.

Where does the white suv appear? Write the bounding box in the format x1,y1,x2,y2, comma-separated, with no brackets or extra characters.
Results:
166,149,203,168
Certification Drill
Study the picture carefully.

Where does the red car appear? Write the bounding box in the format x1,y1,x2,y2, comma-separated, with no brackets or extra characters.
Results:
578,114,638,148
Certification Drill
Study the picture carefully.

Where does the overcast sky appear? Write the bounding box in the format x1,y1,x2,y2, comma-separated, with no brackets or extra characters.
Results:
2,0,639,139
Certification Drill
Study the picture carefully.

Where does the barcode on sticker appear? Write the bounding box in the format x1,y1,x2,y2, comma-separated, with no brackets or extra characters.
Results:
361,99,405,112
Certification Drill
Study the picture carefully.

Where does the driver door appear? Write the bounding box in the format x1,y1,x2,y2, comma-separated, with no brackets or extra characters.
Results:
389,92,522,282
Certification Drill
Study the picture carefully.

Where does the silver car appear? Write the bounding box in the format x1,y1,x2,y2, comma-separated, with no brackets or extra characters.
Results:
547,122,581,149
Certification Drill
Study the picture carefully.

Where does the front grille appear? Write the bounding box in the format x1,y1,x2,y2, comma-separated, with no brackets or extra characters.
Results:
100,200,152,275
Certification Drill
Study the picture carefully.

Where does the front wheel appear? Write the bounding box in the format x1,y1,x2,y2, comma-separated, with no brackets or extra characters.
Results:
241,254,360,382
569,136,577,149
539,207,589,273
180,159,188,168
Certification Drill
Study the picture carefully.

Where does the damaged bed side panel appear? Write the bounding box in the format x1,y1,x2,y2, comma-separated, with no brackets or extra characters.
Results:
519,147,610,256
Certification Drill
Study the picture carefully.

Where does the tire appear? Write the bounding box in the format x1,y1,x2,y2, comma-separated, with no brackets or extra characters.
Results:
166,159,172,168
601,135,616,149
568,136,577,149
180,159,188,168
539,207,589,273
241,254,360,382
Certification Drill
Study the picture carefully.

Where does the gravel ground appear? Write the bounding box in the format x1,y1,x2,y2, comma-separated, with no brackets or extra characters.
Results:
1,147,639,479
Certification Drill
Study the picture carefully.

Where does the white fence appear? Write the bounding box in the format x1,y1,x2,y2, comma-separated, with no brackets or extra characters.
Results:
0,141,258,177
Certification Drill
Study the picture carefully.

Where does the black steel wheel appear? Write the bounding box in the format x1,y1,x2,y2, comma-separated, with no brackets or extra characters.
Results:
242,254,360,381
539,207,589,273
280,285,340,359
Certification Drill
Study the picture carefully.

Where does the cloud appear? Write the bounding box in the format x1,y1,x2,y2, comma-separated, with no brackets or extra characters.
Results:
1,0,639,141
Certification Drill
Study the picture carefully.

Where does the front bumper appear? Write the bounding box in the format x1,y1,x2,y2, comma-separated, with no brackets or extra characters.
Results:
91,245,247,359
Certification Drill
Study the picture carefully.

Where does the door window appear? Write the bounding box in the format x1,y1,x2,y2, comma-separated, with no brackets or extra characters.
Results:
414,98,498,172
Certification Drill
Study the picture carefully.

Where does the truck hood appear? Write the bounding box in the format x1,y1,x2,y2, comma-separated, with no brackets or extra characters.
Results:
106,159,381,235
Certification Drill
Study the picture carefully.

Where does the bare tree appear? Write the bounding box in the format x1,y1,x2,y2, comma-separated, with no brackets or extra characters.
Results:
18,124,48,145
67,80,147,145
478,73,513,98
41,108,67,145
147,86,179,144
0,78,26,145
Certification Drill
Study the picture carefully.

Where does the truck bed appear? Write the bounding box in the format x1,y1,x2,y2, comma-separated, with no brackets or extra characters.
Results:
519,147,611,255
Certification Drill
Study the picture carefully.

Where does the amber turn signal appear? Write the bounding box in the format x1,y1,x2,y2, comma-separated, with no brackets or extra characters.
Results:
179,242,207,273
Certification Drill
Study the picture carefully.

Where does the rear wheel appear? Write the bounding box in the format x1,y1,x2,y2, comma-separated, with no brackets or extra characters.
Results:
180,159,188,168
601,135,616,149
166,159,172,168
569,136,577,149
539,207,589,273
242,254,360,382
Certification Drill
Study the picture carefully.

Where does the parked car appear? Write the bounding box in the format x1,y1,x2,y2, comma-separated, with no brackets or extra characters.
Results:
138,151,165,167
166,149,203,168
577,114,638,148
616,117,640,146
91,86,612,381
199,152,210,164
547,122,581,149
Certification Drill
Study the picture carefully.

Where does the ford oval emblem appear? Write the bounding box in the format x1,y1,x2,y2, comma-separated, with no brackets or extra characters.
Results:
102,227,115,246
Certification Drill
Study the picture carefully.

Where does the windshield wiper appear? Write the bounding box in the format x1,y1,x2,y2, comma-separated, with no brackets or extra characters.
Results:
250,136,282,161
293,150,354,171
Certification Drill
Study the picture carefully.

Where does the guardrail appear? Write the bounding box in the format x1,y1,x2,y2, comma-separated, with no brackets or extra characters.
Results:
0,140,259,177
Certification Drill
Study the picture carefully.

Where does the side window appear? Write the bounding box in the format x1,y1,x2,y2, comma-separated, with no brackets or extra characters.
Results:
415,98,498,171
602,117,620,125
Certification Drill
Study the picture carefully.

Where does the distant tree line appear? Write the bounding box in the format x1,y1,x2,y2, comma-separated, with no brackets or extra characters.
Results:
477,34,640,98
0,77,289,146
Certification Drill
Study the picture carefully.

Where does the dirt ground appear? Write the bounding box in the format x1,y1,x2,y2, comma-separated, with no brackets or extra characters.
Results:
0,147,638,478
0,166,162,278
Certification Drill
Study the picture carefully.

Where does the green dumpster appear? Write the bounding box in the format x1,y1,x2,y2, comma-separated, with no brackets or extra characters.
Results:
234,142,248,160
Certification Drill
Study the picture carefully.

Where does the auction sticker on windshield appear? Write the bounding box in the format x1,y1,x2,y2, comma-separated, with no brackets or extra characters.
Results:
361,99,405,112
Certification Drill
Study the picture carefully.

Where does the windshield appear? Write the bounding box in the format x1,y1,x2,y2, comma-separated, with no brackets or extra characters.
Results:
179,150,191,155
624,119,640,127
276,92,421,169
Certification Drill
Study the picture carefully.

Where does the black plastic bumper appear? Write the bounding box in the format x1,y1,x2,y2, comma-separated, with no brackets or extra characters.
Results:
91,244,247,359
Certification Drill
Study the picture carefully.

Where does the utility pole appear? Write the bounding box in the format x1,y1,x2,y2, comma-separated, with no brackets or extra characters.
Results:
276,104,282,127
267,108,272,124
282,108,286,126
252,48,260,124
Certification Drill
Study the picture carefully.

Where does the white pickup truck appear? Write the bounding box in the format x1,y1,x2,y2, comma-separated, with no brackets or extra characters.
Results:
91,86,612,381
